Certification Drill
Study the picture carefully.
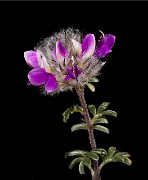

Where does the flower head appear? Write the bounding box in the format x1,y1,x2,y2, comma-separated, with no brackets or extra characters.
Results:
24,28,116,94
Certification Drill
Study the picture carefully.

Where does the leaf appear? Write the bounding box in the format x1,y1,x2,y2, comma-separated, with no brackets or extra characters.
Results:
88,77,99,83
65,150,87,158
79,160,85,175
112,156,132,165
69,157,83,169
122,157,132,165
97,102,110,114
107,147,116,158
93,148,107,155
101,154,107,161
87,83,95,92
87,151,99,161
93,125,109,134
94,118,108,125
103,110,117,117
71,123,87,132
62,107,73,123
88,105,96,116
93,148,107,161
112,156,124,163
99,149,132,170
73,105,83,113
62,105,83,123
83,157,92,166
114,152,131,158
84,164,94,177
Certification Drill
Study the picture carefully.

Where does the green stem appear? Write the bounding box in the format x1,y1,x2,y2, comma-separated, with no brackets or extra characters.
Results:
76,86,101,180
99,159,112,171
99,161,107,171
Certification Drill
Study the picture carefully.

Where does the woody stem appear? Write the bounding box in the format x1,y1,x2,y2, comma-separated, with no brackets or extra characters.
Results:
76,86,101,180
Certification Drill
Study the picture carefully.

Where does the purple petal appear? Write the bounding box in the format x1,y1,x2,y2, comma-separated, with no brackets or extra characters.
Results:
24,51,39,68
65,74,71,80
56,41,69,61
51,47,57,61
95,45,111,58
28,68,48,86
65,65,83,80
95,34,116,58
80,34,96,59
66,67,75,79
74,64,83,78
45,74,58,92
99,34,116,49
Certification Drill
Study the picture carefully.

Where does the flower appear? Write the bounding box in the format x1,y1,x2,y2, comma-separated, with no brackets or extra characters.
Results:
24,28,116,94
24,51,58,92
95,34,116,58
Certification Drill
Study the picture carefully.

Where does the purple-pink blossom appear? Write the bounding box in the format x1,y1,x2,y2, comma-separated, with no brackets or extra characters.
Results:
95,34,116,58
24,51,58,92
24,28,116,94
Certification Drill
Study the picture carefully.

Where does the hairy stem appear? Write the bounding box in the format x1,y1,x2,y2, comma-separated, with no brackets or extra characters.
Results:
76,86,101,180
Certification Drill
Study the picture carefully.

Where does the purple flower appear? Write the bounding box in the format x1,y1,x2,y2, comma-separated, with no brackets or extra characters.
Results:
72,34,96,61
95,34,116,58
24,50,58,93
24,28,116,94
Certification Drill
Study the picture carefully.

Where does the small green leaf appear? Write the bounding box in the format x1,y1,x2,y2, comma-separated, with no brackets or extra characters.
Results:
62,105,83,123
71,123,87,132
62,107,73,123
107,147,116,158
84,164,94,177
65,150,87,158
79,160,85,175
97,102,110,114
101,154,107,161
87,151,99,161
103,110,117,117
73,105,83,113
114,152,131,158
93,148,107,155
94,118,108,125
112,156,124,163
99,149,132,170
123,157,132,165
69,157,83,169
88,77,99,83
88,105,96,116
112,156,132,165
87,83,95,92
93,125,109,134
93,148,107,161
83,157,92,166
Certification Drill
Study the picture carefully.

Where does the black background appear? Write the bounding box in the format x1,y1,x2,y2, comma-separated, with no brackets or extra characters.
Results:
1,1,147,180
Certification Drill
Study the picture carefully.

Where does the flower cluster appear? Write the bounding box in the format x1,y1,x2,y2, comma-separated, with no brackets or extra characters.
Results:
24,28,115,94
